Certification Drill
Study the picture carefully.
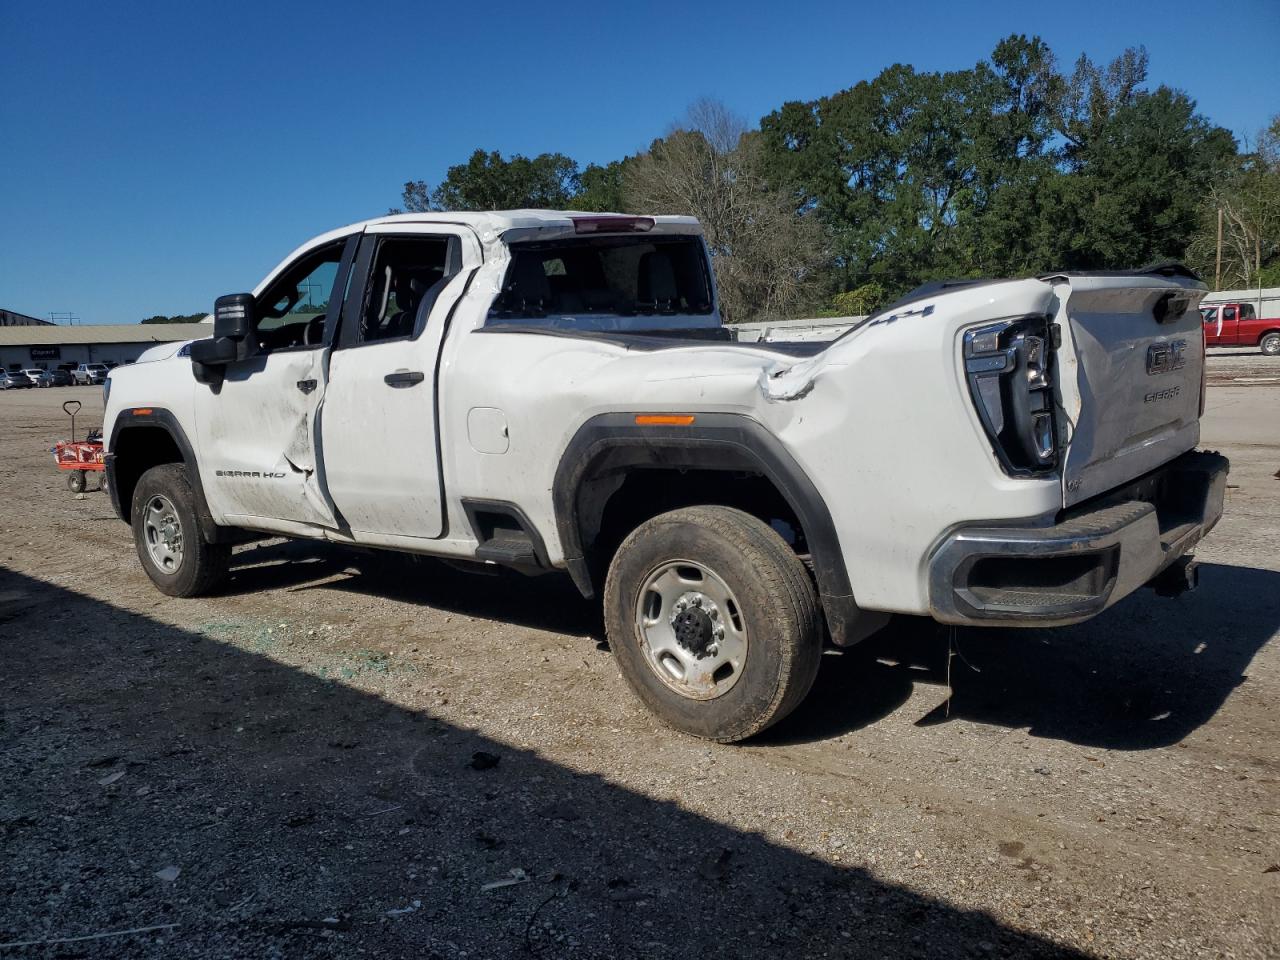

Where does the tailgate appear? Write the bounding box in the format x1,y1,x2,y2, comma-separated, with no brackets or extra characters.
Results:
1052,274,1206,507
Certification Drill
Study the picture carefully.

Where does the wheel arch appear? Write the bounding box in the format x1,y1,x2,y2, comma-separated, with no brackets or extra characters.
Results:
107,408,221,542
552,412,887,646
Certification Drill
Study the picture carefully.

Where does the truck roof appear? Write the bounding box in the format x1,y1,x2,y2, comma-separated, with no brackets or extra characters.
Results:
257,211,706,303
363,209,701,234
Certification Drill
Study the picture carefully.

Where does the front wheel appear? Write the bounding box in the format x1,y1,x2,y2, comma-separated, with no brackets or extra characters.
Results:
603,506,822,742
1260,332,1280,357
131,463,230,597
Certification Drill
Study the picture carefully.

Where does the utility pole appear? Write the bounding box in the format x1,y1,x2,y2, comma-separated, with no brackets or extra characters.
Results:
1259,231,1265,319
1214,207,1223,290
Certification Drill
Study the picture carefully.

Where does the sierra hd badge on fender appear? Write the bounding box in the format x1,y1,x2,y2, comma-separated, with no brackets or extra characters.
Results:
1147,340,1187,375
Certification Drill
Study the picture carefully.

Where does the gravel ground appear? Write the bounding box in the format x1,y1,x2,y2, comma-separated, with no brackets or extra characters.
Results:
0,358,1277,959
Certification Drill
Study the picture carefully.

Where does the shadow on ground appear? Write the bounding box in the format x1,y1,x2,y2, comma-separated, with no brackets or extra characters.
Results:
0,564,1087,958
769,563,1279,750
222,542,1278,753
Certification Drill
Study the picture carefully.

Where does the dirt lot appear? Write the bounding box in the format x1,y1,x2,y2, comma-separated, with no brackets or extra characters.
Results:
1,356,1277,959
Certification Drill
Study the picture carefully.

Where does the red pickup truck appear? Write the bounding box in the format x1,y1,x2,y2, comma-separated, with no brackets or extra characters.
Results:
1200,302,1280,355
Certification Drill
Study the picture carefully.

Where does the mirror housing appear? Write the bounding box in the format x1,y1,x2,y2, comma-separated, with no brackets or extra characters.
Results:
214,292,255,339
192,293,259,384
189,336,239,365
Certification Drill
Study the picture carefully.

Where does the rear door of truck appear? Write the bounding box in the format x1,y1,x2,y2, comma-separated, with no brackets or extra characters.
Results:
317,223,478,541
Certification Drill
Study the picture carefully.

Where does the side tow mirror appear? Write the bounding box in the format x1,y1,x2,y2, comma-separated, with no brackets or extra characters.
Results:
191,292,258,384
214,292,255,339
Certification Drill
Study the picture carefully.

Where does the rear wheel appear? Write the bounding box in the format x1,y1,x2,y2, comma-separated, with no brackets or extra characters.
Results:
603,505,822,742
1260,332,1280,357
131,463,230,597
66,471,86,494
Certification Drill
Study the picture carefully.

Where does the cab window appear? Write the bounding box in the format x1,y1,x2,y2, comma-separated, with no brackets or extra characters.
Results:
1201,307,1218,324
1239,303,1256,320
254,240,347,352
1223,306,1237,322
351,236,452,345
488,236,714,327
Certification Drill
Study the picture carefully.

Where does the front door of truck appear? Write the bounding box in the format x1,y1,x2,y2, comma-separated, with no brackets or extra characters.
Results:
1220,304,1240,344
1201,306,1222,346
193,235,357,531
318,225,475,541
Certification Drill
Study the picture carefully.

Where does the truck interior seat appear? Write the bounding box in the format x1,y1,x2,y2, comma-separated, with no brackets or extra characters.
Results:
637,251,679,314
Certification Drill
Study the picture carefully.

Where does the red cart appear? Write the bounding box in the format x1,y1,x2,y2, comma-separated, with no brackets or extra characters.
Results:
52,400,106,493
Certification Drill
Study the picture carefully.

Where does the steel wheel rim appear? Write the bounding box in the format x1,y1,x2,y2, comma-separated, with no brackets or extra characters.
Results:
143,494,184,574
634,559,748,700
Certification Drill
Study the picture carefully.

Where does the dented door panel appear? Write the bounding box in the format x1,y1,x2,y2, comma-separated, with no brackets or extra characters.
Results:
193,349,338,528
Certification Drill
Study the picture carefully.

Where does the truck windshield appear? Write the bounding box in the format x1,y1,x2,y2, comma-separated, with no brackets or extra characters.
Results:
487,235,715,330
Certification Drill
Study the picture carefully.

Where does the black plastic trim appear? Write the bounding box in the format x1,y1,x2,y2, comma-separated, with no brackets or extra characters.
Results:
107,408,224,542
462,498,551,571
552,412,883,646
473,324,827,357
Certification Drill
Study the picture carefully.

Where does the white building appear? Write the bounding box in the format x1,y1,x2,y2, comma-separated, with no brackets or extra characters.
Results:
0,322,209,372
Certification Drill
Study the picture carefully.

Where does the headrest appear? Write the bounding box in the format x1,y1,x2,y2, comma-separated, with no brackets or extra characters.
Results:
638,251,678,308
512,254,551,309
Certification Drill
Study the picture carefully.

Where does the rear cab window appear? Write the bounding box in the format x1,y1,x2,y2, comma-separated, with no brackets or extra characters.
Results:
486,235,716,332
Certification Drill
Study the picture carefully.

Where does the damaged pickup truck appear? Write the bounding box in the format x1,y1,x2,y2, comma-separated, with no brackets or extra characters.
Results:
103,211,1228,741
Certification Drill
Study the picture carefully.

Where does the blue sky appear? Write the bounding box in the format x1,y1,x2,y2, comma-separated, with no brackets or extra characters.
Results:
2,0,1277,324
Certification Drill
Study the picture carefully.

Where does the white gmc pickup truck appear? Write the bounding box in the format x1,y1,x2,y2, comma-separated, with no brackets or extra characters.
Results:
103,210,1228,741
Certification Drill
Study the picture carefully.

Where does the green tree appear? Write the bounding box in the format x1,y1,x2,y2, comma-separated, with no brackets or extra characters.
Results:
1188,116,1280,287
760,36,1236,297
575,160,631,212
400,150,581,212
1057,86,1236,268
141,313,206,324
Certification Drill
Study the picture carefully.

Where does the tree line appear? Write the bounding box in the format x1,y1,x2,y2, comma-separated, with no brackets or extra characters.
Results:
398,35,1274,322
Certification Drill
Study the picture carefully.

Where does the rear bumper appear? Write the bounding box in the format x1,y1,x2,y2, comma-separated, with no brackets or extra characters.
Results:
928,450,1228,626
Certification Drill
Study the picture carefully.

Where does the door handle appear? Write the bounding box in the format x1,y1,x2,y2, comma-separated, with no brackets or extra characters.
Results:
296,379,317,394
384,370,425,387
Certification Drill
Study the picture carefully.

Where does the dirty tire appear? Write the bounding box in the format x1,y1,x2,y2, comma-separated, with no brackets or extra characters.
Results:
66,471,86,494
131,463,230,598
1260,332,1280,356
604,505,822,742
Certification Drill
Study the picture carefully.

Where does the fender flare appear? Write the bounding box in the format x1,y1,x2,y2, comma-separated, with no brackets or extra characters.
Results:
107,407,222,542
552,412,886,646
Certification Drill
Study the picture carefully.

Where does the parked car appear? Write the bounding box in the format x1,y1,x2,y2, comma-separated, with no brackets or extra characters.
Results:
103,210,1227,741
73,363,109,385
0,369,34,389
39,368,73,387
1201,302,1280,355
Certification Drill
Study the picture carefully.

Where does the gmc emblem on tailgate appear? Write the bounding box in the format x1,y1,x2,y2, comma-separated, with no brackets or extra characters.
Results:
1146,340,1187,375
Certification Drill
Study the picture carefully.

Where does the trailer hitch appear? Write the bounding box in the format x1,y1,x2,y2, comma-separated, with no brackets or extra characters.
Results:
1148,556,1200,598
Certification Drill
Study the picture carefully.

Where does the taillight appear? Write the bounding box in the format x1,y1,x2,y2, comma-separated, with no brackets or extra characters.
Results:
963,316,1060,476
1199,320,1207,417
